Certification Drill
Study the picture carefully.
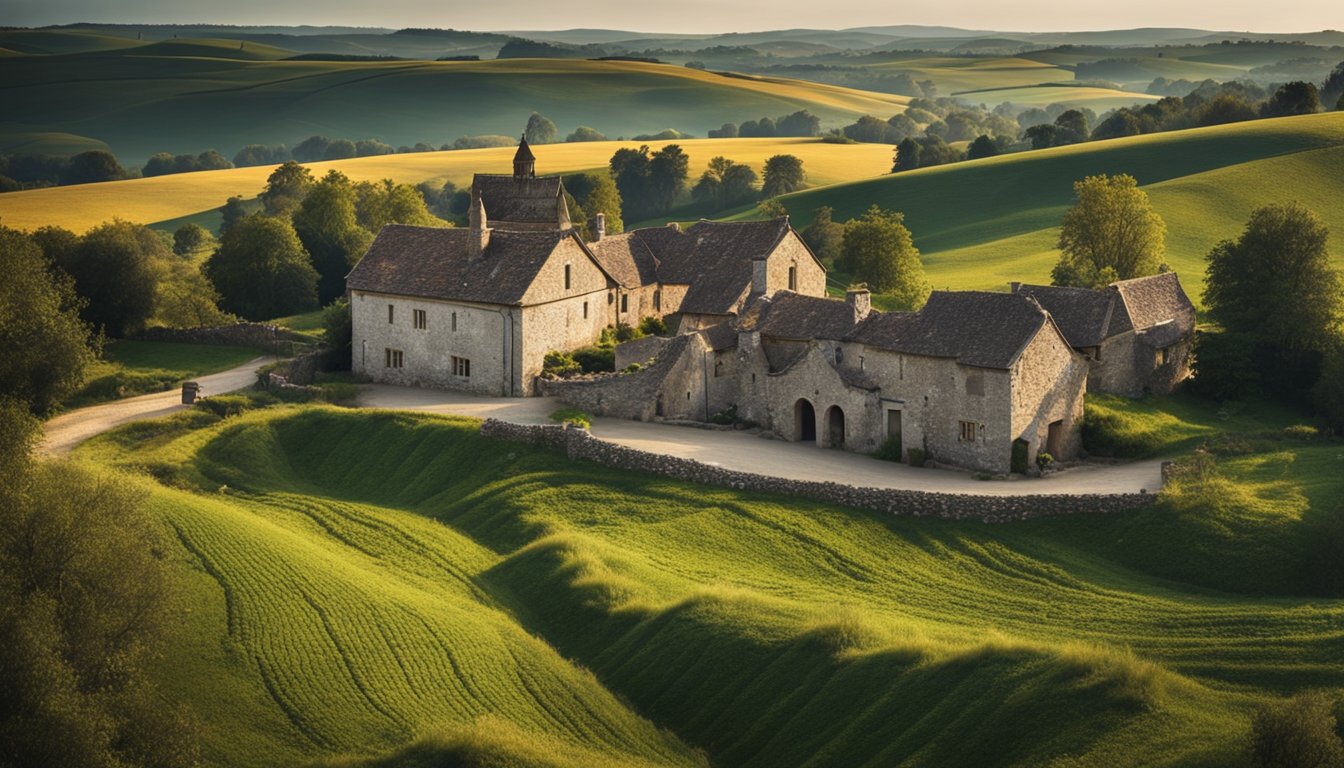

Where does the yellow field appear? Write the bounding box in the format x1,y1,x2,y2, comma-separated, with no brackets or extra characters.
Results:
0,138,896,232
955,85,1160,110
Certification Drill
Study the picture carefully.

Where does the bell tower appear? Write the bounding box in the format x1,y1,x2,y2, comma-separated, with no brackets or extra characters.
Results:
513,134,535,179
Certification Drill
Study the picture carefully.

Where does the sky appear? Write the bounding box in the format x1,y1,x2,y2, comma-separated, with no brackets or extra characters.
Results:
5,0,1340,33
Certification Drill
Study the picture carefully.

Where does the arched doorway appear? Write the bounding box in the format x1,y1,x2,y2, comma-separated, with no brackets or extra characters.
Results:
825,405,846,448
794,399,816,442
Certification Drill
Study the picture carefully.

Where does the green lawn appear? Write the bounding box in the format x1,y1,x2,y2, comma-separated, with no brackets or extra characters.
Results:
72,399,1344,767
267,308,328,337
65,339,269,409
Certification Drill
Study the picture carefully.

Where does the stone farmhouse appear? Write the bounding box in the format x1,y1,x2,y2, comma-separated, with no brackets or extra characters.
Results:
345,137,825,395
345,140,1197,474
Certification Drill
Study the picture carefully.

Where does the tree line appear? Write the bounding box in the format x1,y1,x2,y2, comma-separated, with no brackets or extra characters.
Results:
609,145,808,222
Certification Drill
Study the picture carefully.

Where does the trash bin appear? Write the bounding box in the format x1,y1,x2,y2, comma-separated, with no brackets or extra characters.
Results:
182,381,200,404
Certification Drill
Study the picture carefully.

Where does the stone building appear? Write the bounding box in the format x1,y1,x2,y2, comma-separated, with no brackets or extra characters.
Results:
346,139,826,395
1012,273,1196,397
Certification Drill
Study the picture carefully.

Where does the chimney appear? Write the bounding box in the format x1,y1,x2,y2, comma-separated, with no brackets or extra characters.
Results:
1009,281,1021,293
593,212,605,242
845,286,872,320
751,258,768,296
468,194,491,258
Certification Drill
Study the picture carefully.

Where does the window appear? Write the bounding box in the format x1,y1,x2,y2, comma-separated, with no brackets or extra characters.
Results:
452,312,458,332
958,420,976,442
387,304,395,323
1158,347,1171,367
620,294,628,314
452,356,470,378
583,301,589,319
654,290,661,311
788,264,797,291
384,348,403,368
413,309,427,330
714,359,723,377
564,264,572,290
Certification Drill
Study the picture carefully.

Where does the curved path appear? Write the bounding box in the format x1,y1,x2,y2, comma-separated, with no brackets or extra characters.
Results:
40,357,268,455
357,385,1165,498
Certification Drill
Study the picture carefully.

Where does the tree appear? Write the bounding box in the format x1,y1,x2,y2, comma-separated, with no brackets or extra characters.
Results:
153,253,234,329
802,206,845,267
172,223,211,256
56,220,166,337
1053,110,1090,144
353,179,444,233
1263,81,1321,117
841,205,930,308
1025,123,1058,149
204,214,318,319
843,115,891,143
915,134,961,167
323,297,352,370
0,228,97,414
196,149,232,170
762,154,805,197
294,171,374,305
720,164,759,207
647,144,689,216
525,112,558,144
354,139,394,157
1322,61,1344,112
565,126,606,142
776,110,821,137
707,123,738,138
562,172,623,237
220,195,249,234
291,135,331,162
142,151,178,177
260,161,313,216
609,146,652,220
233,143,289,167
892,137,921,172
1250,691,1344,768
1052,174,1167,289
322,138,357,160
1316,342,1344,433
1092,109,1144,139
60,150,126,185
1198,93,1258,126
966,135,1000,160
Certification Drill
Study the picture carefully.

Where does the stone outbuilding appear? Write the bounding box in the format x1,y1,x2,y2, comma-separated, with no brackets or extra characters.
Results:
1013,272,1196,397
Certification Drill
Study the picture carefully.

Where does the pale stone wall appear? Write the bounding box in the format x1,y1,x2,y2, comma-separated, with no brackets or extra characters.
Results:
518,237,614,394
763,344,881,451
1010,324,1087,464
1090,330,1140,396
1143,336,1193,394
764,232,826,298
351,289,518,396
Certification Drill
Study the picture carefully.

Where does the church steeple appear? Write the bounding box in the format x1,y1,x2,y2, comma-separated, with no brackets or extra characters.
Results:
513,134,536,179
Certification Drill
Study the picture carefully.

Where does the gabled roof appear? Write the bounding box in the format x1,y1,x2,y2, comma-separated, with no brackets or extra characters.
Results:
1012,283,1116,348
1016,272,1194,349
587,232,660,289
700,322,740,352
757,291,859,341
346,224,581,306
472,174,565,225
630,218,794,315
846,291,1051,370
1112,272,1195,336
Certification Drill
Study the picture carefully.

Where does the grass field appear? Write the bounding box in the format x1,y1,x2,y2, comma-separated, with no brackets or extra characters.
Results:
65,339,269,408
0,55,911,165
70,397,1344,767
0,137,896,233
953,84,1160,111
756,112,1344,305
864,56,1074,93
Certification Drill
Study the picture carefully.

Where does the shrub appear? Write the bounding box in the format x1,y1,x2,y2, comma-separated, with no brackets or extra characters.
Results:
542,351,581,378
571,345,615,374
549,408,591,429
907,447,927,467
638,315,668,336
623,363,642,373
1036,452,1055,470
614,322,645,343
874,436,903,462
1250,691,1344,768
709,404,738,425
1283,424,1320,441
194,394,254,418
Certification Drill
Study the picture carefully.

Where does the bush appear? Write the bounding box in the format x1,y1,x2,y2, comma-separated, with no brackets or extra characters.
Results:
1250,691,1344,768
194,393,258,418
571,345,615,374
614,322,644,343
623,363,642,373
542,351,581,378
874,436,903,462
1036,452,1055,470
709,404,738,425
907,447,927,467
323,298,352,370
638,315,668,336
549,408,591,429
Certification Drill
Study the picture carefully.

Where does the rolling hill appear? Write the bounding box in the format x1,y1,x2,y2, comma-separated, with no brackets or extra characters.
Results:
760,112,1344,305
75,402,1344,767
0,55,911,164
0,137,896,233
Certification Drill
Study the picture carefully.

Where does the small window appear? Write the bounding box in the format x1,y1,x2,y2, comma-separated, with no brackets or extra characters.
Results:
413,309,427,330
387,304,394,323
1158,347,1171,367
620,294,628,314
583,301,589,319
452,311,458,332
564,264,572,290
654,290,661,311
959,420,976,442
384,348,403,368
452,356,470,378
714,359,723,377
788,264,797,291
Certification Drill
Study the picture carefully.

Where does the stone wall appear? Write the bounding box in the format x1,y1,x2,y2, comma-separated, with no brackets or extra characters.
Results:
540,333,698,420
134,323,312,347
479,419,1158,523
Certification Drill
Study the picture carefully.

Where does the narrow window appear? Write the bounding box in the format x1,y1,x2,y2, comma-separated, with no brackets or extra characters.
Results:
1159,347,1171,367
452,311,458,332
620,294,628,314
788,264,797,291
899,355,904,380
387,304,394,323
714,359,723,377
413,309,427,330
452,356,471,378
959,420,976,442
583,301,589,319
564,264,572,290
385,349,403,368
654,290,661,311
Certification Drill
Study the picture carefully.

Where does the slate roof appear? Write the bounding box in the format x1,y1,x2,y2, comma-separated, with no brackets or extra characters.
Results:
1012,284,1116,348
1113,272,1195,336
587,232,660,289
757,291,859,341
472,174,565,225
700,322,739,352
1016,273,1194,349
346,224,576,305
846,291,1051,370
629,218,795,315
513,136,535,163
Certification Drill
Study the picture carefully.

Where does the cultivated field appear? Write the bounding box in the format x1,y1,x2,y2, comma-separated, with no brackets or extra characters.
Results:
0,137,897,233
762,112,1344,304
74,400,1344,768
953,84,1160,110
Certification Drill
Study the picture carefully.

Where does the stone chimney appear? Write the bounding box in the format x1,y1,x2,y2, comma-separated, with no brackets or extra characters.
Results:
593,212,605,242
1009,281,1021,293
468,194,491,258
751,258,768,296
845,287,872,320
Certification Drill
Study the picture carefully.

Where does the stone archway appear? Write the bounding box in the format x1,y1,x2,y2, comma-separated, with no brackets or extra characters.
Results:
794,399,816,442
824,405,845,448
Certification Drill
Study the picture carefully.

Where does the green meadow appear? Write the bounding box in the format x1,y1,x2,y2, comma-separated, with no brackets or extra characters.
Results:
71,396,1344,767
64,339,269,408
760,112,1344,305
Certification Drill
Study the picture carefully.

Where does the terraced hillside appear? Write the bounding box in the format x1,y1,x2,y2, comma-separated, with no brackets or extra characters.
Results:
762,112,1344,304
0,137,896,233
0,54,911,164
77,403,1344,767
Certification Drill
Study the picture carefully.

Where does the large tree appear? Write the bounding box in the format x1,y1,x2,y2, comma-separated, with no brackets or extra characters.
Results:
1052,173,1167,288
562,171,624,239
609,146,652,220
647,144,689,217
841,205,930,309
55,220,166,337
524,112,558,144
1262,81,1321,117
0,228,98,414
60,150,126,185
762,154,805,198
204,214,318,320
260,160,314,216
172,223,211,256
353,179,444,233
294,171,374,304
801,206,845,267
892,138,921,172
1322,61,1344,112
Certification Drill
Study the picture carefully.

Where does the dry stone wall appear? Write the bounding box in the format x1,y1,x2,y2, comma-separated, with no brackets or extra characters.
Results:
134,323,312,347
479,419,1158,523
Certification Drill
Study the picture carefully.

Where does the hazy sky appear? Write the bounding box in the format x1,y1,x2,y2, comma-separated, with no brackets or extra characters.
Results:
7,0,1339,33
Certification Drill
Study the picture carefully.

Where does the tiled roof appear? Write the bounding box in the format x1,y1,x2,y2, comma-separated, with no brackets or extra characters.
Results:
587,232,660,289
1113,272,1195,335
1017,273,1194,348
473,174,565,225
1013,283,1116,348
1137,320,1186,348
346,224,574,305
513,136,535,162
847,291,1050,370
757,291,859,341
700,322,739,352
631,218,794,315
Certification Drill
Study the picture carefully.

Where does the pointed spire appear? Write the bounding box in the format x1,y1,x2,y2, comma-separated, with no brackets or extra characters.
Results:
513,133,536,179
